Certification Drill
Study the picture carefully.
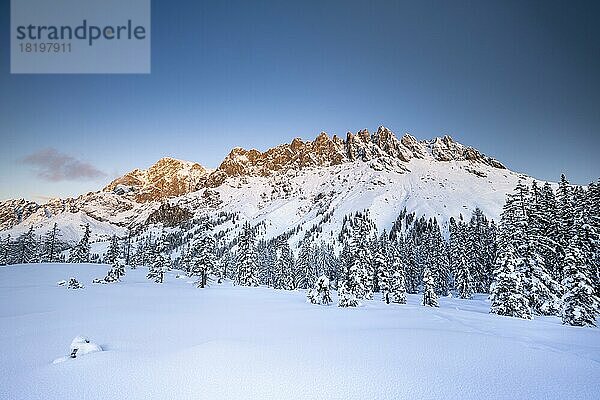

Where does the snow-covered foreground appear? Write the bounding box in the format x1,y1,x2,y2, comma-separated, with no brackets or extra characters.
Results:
1,264,598,400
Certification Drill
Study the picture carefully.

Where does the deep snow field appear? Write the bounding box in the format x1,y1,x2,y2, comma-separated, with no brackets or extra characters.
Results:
1,263,599,400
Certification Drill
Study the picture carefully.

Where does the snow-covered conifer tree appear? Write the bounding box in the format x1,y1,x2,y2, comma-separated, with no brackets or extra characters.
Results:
188,231,217,288
104,235,120,265
67,277,84,289
449,217,472,298
256,239,275,286
103,235,125,283
490,244,532,319
430,219,449,296
375,231,391,303
274,237,295,290
561,217,598,327
42,223,60,263
390,243,407,304
123,230,132,266
490,184,533,319
350,211,375,299
235,221,259,287
17,226,38,264
69,224,91,263
219,245,234,281
422,266,439,307
338,281,359,307
147,234,170,284
295,238,314,289
403,237,419,294
0,235,10,266
307,275,333,305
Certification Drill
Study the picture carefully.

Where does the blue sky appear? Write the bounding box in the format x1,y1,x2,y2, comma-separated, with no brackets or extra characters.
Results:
1,0,599,201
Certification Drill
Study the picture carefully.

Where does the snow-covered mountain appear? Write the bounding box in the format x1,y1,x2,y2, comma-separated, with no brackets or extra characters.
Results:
103,157,210,202
0,126,535,245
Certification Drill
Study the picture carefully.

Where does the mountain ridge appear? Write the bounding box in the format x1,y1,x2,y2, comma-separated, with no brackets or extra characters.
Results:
0,126,527,245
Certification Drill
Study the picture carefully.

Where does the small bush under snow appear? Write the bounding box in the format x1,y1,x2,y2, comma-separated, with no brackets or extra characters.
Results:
53,336,102,364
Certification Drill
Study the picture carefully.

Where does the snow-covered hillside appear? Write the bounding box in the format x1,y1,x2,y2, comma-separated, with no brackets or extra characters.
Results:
182,157,531,246
0,263,598,400
0,127,540,248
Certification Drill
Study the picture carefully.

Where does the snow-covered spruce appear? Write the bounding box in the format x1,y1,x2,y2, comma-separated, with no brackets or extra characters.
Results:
235,221,259,287
561,218,598,327
101,235,125,283
186,230,217,288
338,281,360,307
68,224,91,263
390,268,407,304
490,243,532,319
67,277,84,290
147,233,170,284
422,267,439,307
374,230,391,303
307,275,333,305
274,236,295,290
450,217,473,299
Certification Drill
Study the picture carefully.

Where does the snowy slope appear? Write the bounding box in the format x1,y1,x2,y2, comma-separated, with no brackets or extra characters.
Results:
178,157,535,246
0,263,598,400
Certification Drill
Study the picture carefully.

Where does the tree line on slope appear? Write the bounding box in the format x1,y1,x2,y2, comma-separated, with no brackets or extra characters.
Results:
0,175,598,326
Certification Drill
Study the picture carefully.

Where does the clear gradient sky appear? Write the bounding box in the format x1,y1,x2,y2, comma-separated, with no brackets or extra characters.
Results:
1,0,599,201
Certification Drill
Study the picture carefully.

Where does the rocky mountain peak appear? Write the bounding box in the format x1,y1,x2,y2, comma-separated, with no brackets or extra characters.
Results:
204,127,506,187
103,157,208,202
429,135,505,168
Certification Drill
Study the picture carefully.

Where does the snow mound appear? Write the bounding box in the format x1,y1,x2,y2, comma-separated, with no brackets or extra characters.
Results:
70,336,102,357
52,336,102,364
